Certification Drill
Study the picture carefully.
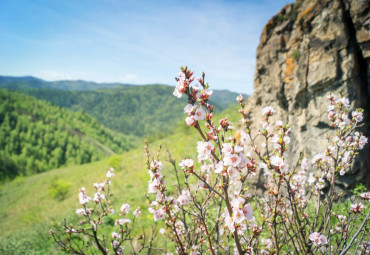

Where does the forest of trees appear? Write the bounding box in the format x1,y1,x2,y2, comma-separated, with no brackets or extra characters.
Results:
17,85,243,137
0,90,136,181
0,79,243,182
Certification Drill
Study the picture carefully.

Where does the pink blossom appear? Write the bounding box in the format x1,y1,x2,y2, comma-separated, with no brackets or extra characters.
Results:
359,135,368,149
66,228,77,234
338,215,347,223
93,192,105,203
242,204,254,221
150,160,163,171
112,232,120,239
221,143,233,155
178,190,191,205
120,203,130,214
262,106,275,116
203,89,213,97
328,111,336,120
352,111,363,122
339,97,350,107
93,182,105,191
270,155,284,168
227,166,239,179
327,93,337,102
76,208,86,216
200,164,211,173
173,81,186,98
197,89,213,101
152,207,166,221
231,196,245,208
179,158,194,169
351,203,364,213
184,104,196,114
194,108,206,121
225,214,235,232
133,207,141,217
283,136,291,144
271,134,279,144
312,153,324,164
360,192,370,200
342,113,351,125
236,94,244,104
261,239,273,249
301,158,309,171
234,145,243,153
214,161,224,173
115,218,131,225
106,168,114,178
79,187,91,205
148,178,160,194
185,116,196,126
238,154,249,169
276,120,283,127
197,141,214,161
224,154,241,167
309,232,327,246
233,209,245,224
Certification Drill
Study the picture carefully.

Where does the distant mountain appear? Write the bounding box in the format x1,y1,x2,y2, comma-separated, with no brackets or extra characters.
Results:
0,75,133,90
0,89,137,180
1,75,247,138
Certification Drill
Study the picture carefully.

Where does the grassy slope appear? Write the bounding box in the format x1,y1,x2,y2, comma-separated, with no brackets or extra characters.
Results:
0,105,240,253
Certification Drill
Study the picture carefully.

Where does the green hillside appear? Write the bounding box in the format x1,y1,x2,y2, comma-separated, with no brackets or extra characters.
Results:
0,105,240,254
18,85,245,137
0,90,137,181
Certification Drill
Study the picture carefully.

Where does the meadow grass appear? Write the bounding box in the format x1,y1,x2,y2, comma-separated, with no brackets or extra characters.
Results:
0,104,240,253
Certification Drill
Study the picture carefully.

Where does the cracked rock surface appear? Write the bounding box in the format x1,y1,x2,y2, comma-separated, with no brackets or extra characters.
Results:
246,0,370,189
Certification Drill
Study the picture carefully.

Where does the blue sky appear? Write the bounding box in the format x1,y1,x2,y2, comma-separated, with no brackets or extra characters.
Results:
0,0,293,94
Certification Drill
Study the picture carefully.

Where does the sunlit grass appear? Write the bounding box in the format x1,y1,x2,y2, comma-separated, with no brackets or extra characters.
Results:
0,104,241,254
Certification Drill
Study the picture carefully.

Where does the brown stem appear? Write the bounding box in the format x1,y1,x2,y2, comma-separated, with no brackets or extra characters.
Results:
201,217,216,255
92,229,107,255
339,211,370,255
223,183,244,254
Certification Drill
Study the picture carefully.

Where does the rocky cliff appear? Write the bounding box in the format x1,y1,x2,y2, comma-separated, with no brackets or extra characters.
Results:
247,0,370,188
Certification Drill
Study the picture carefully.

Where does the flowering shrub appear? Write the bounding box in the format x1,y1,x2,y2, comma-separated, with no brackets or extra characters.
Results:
50,167,158,254
52,66,369,254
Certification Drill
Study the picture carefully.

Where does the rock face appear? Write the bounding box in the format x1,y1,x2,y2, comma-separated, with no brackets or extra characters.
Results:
247,0,370,188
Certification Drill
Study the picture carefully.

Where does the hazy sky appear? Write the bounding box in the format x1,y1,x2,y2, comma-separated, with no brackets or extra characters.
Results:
0,0,293,94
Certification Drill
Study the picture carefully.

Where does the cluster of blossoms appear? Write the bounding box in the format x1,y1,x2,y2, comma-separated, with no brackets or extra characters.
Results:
306,94,368,201
145,143,203,254
156,67,369,254
309,232,328,246
50,168,152,255
147,159,168,221
224,195,254,232
184,104,206,126
52,67,369,255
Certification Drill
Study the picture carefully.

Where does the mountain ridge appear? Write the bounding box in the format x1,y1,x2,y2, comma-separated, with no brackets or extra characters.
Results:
0,75,134,91
1,76,247,137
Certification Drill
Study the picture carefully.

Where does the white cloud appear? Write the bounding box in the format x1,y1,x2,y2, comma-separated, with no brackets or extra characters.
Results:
119,74,137,83
36,70,72,81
